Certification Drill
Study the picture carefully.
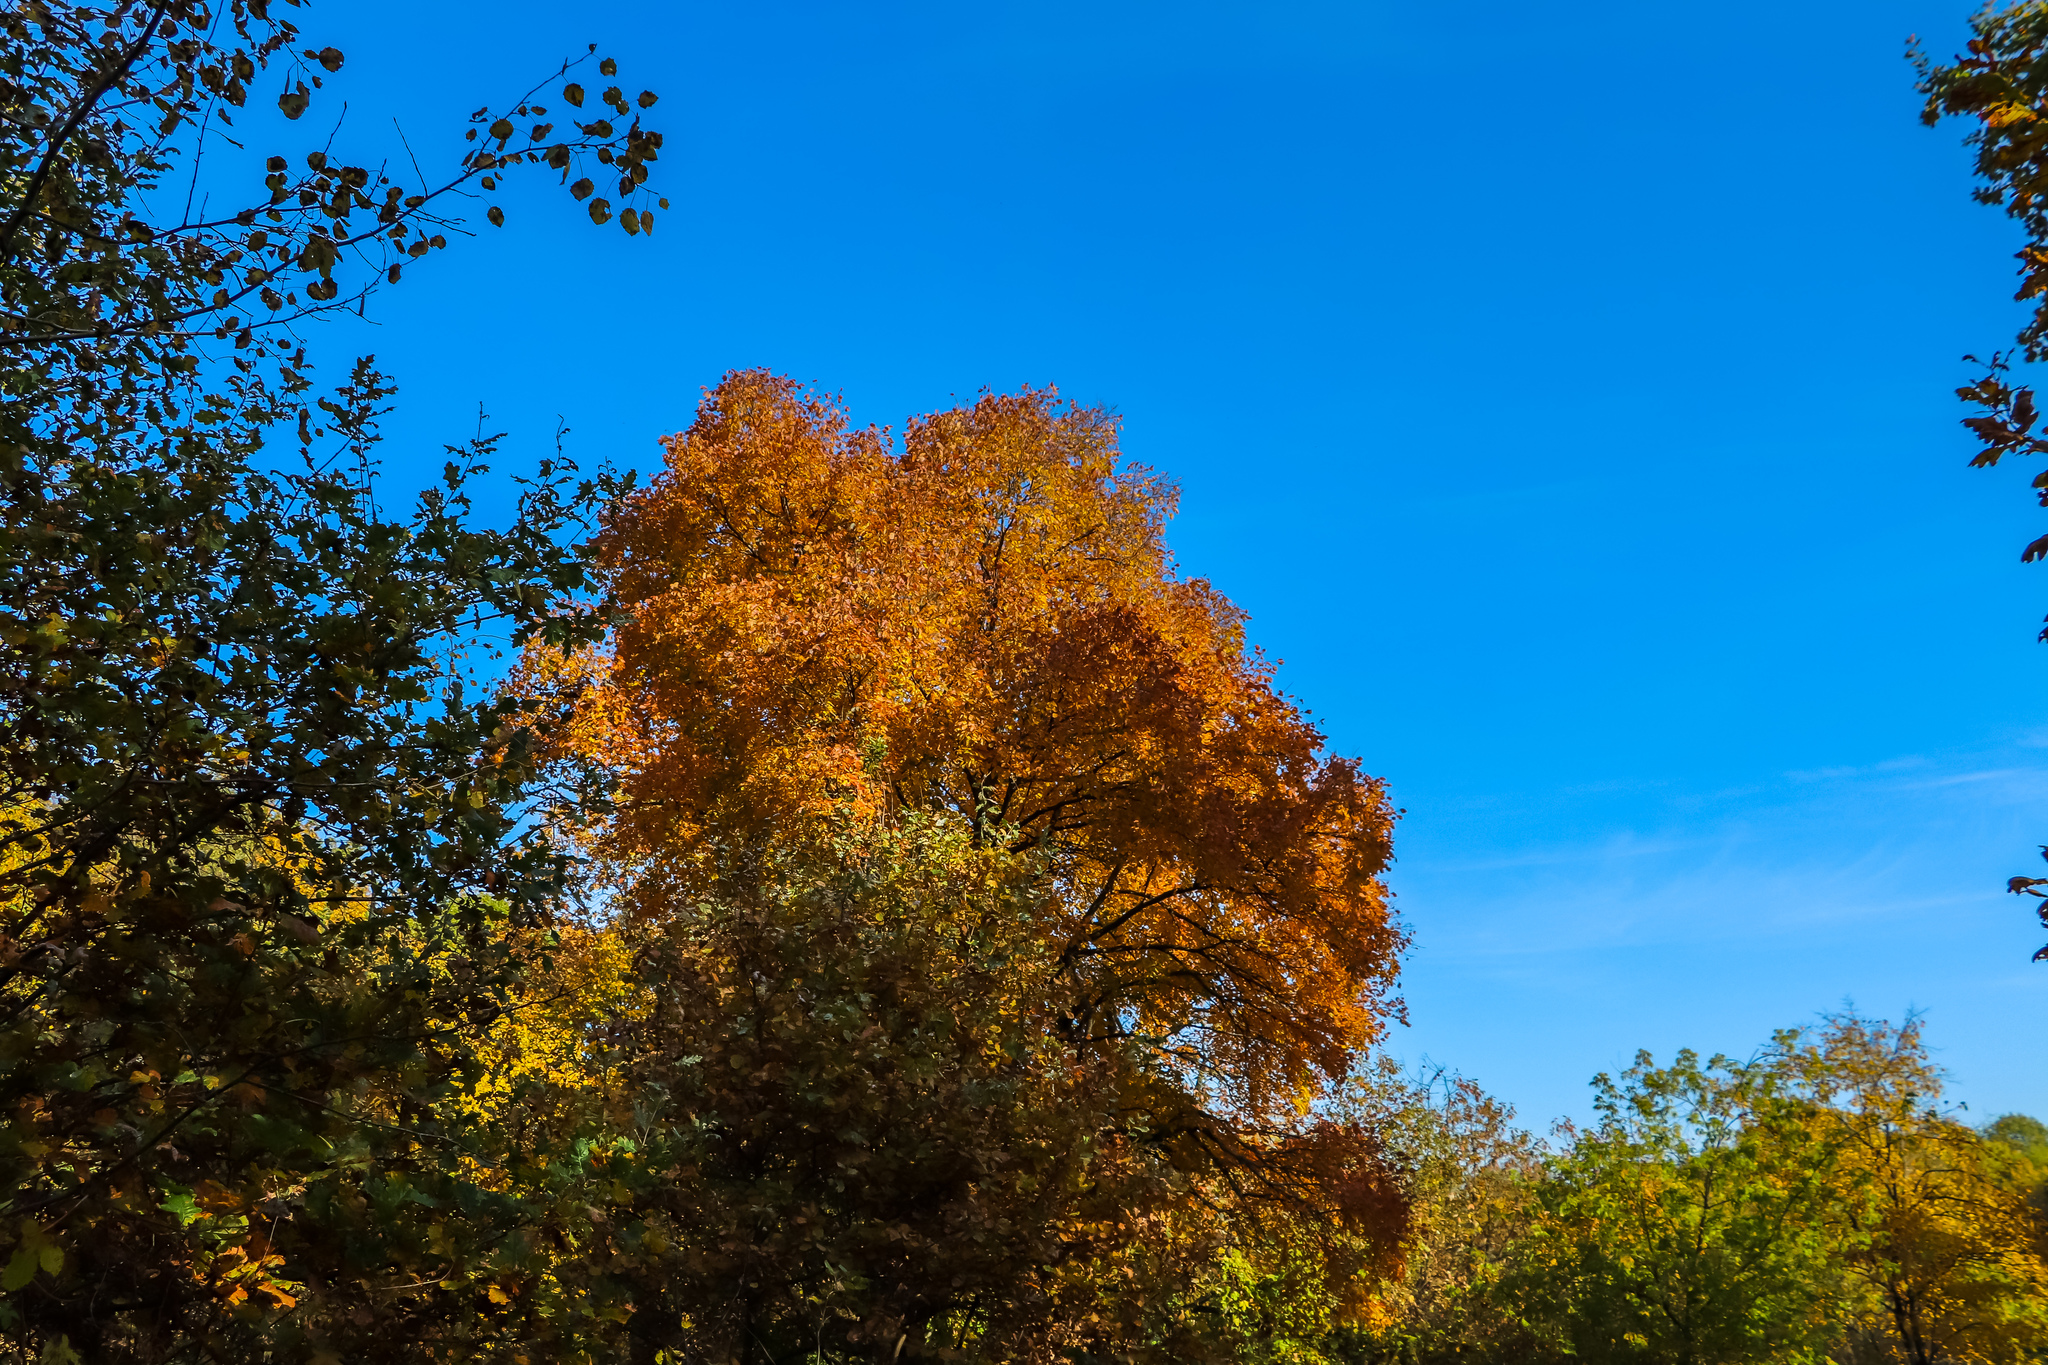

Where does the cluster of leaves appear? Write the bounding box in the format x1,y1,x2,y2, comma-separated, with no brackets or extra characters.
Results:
1918,3,2048,364
0,358,614,1359
1919,1,2048,954
0,4,666,1360
548,823,1233,1364
0,0,665,399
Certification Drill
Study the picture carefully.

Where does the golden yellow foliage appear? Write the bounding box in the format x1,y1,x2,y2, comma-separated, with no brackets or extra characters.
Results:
1790,1015,2048,1365
545,370,1404,1116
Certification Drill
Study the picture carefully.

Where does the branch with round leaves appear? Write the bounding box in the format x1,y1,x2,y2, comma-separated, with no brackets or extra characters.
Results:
0,39,664,351
0,3,666,472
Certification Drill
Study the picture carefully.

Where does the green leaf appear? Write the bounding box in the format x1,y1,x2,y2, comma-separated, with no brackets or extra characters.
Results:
2,1246,39,1292
159,1191,201,1228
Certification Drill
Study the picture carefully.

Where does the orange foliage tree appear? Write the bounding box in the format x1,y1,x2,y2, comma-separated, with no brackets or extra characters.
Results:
564,369,1405,1120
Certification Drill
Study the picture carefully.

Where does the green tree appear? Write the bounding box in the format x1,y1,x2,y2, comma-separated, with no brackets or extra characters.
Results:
1484,1015,2048,1365
1318,1061,1545,1365
1504,1047,1850,1365
1981,1112,2048,1222
514,819,1403,1365
1980,1113,2048,1173
0,4,662,1359
592,823,1149,1365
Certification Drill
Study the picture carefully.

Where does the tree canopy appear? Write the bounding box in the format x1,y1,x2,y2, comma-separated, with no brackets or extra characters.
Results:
0,3,662,1358
508,370,1413,1361
556,370,1404,1120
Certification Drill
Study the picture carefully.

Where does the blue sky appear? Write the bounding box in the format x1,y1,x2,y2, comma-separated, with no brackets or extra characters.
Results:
303,0,2045,1127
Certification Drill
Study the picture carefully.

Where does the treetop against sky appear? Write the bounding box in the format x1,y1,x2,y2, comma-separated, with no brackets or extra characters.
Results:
314,0,2048,1125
